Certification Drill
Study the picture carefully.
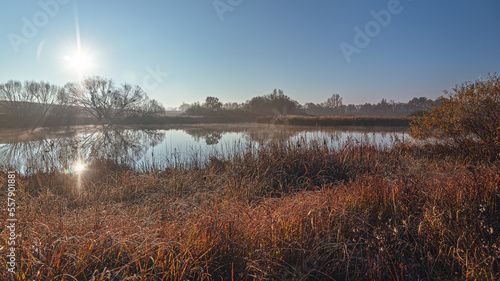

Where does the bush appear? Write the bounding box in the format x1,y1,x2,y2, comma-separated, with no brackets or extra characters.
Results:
410,74,500,160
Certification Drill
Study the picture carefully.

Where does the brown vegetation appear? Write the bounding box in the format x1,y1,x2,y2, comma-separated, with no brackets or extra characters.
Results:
259,115,410,127
1,137,499,280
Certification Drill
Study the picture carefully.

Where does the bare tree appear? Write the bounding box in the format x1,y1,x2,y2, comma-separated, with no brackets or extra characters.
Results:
324,94,343,109
26,81,63,129
0,80,63,129
65,77,113,124
65,76,161,125
140,99,166,118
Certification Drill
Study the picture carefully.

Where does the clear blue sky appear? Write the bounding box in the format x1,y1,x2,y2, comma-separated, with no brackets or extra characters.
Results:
1,0,499,108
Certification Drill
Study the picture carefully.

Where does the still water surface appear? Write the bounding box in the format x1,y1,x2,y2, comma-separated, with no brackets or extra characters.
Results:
0,124,411,174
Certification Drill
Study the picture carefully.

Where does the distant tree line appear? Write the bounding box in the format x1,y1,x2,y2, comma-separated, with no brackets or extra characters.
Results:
305,94,436,117
182,89,306,121
0,77,165,129
0,77,438,129
181,91,436,118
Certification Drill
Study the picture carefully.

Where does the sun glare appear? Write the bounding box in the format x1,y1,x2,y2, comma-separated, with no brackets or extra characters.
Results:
64,51,93,76
73,162,85,173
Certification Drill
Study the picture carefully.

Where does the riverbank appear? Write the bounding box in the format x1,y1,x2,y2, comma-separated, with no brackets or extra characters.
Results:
259,115,411,127
1,111,410,128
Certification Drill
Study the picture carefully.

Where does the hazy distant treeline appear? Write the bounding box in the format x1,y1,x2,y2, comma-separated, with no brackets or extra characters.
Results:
181,91,436,118
0,77,436,129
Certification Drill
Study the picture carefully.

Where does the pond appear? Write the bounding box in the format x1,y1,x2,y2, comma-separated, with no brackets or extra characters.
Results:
0,124,411,174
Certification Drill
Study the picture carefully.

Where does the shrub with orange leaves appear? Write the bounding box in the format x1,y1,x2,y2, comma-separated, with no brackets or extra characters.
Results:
410,74,500,160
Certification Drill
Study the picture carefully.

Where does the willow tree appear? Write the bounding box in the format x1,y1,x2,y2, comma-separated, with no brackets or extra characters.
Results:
410,74,500,159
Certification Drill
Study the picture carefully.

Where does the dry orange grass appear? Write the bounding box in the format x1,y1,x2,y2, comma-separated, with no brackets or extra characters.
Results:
1,139,499,280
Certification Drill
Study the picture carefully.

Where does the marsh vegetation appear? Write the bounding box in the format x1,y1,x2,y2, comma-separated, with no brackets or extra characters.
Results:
0,133,499,280
0,76,498,280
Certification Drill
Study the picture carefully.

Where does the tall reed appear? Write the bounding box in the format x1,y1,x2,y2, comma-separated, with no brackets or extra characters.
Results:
0,137,498,280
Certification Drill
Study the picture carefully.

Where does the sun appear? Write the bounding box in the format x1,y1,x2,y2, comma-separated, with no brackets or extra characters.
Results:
63,50,93,76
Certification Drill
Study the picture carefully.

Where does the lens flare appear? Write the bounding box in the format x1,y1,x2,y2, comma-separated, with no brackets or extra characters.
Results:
74,162,85,172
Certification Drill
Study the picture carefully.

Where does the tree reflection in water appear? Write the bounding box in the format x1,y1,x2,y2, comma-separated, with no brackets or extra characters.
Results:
183,128,223,145
0,125,409,174
0,128,165,174
182,126,310,145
